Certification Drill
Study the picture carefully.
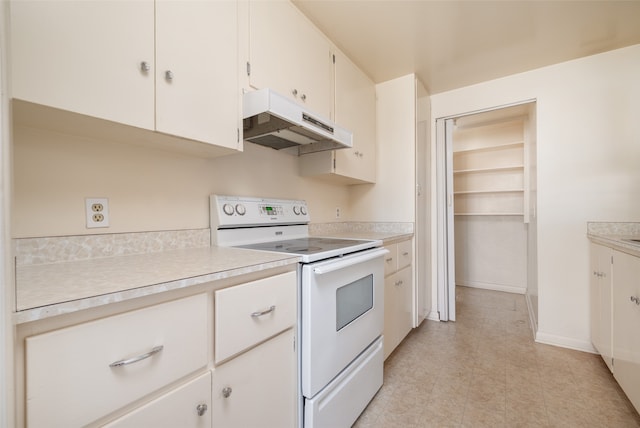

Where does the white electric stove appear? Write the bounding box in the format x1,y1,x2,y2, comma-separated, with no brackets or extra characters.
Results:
210,195,386,428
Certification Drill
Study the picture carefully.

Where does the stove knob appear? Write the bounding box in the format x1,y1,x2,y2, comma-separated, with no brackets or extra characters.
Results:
293,206,300,215
222,203,234,216
235,204,246,216
300,206,307,216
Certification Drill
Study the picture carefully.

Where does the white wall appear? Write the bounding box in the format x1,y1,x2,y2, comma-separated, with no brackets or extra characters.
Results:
12,125,352,238
1,1,14,425
431,44,640,351
454,216,527,293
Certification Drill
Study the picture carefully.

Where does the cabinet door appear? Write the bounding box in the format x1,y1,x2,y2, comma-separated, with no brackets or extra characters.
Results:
248,0,333,118
156,0,239,148
384,266,413,360
590,243,613,371
298,49,376,185
10,0,155,129
212,329,296,428
333,49,376,183
383,274,398,359
612,251,640,413
104,372,211,428
395,266,414,345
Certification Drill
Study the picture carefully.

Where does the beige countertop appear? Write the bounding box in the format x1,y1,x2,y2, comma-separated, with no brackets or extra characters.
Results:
312,231,414,246
587,221,640,257
15,246,299,324
14,226,413,324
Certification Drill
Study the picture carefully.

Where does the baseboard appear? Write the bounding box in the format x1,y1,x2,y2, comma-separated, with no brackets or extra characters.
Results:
457,280,526,295
535,331,597,354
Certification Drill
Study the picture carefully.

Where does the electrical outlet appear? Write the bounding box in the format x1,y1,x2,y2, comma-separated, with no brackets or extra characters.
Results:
335,207,341,219
86,198,109,228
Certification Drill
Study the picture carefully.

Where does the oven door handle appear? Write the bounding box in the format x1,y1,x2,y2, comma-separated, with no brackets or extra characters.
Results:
313,248,389,275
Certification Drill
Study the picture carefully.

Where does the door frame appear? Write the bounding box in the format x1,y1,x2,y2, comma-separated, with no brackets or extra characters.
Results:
435,100,537,322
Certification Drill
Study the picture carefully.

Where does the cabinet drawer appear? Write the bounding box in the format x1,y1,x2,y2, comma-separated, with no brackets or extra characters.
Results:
215,271,296,363
397,239,413,270
383,244,397,276
26,294,208,428
105,371,211,428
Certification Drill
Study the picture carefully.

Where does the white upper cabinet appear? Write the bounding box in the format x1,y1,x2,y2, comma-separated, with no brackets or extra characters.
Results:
10,0,240,152
155,0,239,148
247,0,333,119
333,49,376,183
300,49,376,184
10,0,155,130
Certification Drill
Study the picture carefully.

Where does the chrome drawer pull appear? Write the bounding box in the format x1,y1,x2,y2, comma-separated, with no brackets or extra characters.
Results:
631,296,640,305
109,345,164,368
251,305,276,318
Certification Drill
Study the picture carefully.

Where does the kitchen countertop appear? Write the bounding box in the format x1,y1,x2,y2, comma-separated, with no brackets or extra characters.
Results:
587,222,640,258
15,246,299,324
313,231,414,246
14,225,414,324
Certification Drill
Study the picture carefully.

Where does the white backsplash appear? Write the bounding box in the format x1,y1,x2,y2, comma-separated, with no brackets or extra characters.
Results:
309,222,414,236
14,229,210,266
587,222,640,236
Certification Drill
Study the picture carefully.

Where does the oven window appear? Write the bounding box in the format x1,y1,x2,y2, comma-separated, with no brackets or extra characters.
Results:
336,274,374,331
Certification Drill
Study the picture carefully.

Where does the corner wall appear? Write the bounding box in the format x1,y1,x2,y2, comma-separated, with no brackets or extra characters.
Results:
431,44,640,351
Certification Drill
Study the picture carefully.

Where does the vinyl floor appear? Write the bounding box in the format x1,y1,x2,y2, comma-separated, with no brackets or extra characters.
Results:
353,286,640,427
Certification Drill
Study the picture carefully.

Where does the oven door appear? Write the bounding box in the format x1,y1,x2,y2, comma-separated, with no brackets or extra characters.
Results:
300,247,387,399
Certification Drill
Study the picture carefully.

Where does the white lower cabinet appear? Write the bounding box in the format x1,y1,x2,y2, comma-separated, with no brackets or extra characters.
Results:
105,372,212,428
212,271,297,428
384,266,413,359
383,239,414,359
590,244,640,414
612,250,640,412
20,270,298,428
590,243,613,371
25,294,208,428
212,328,296,428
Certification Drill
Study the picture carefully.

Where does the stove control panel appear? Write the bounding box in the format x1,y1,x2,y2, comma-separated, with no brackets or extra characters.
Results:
211,195,310,228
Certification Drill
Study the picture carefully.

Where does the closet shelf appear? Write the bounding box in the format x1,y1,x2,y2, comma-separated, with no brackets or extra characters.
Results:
454,212,524,216
454,189,524,195
453,165,524,174
453,141,524,154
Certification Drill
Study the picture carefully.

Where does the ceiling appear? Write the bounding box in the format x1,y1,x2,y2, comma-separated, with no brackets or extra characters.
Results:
292,0,640,94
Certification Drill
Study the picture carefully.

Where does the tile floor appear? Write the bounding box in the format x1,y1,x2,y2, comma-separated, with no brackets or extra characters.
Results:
354,286,640,427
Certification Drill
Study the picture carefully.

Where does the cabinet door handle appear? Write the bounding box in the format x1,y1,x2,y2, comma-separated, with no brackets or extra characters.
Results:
165,70,174,81
251,305,276,318
631,296,640,305
196,403,208,416
402,252,409,256
222,386,232,398
291,89,298,96
395,280,403,286
109,345,164,368
140,61,151,72
386,258,393,263
300,94,307,101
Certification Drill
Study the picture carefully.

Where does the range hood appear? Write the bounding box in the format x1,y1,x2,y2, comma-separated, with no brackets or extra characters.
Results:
242,88,353,155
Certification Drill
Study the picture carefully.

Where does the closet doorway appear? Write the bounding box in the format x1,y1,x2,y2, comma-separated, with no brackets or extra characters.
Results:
435,102,538,333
